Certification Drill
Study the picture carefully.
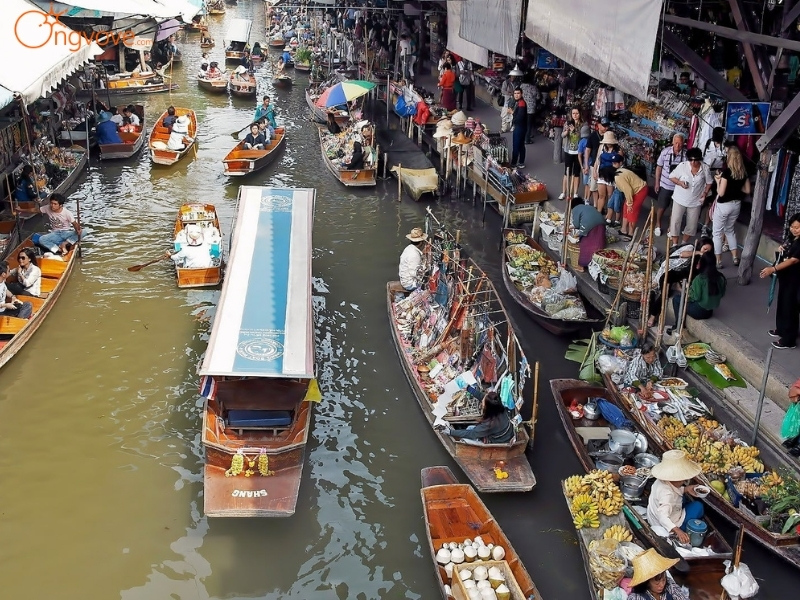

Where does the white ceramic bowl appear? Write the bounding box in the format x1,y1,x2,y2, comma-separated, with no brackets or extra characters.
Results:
694,485,710,498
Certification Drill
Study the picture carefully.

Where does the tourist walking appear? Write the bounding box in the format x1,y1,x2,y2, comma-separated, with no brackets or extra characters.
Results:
712,146,750,268
559,107,582,200
668,148,712,246
653,133,686,237
760,212,800,349
455,57,474,110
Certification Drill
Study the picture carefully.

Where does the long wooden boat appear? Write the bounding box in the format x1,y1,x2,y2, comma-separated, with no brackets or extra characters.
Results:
502,228,604,335
200,39,215,48
228,71,257,98
106,73,178,95
561,480,724,599
225,18,252,63
421,466,540,599
550,379,733,567
0,221,20,261
305,86,349,125
0,237,77,370
268,37,285,49
207,1,226,14
318,128,377,187
201,186,318,517
16,148,88,223
198,76,228,94
603,374,800,568
172,203,223,288
148,108,197,166
223,127,285,176
387,222,536,493
99,104,145,160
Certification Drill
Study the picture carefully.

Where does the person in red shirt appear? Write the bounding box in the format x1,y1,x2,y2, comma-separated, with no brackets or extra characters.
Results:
438,64,456,110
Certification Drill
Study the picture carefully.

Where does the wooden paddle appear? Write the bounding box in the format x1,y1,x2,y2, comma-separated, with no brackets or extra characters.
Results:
128,253,171,272
231,122,253,139
622,505,690,573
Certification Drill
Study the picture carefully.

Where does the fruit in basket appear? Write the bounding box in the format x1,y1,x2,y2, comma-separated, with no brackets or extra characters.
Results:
505,231,527,244
603,525,633,542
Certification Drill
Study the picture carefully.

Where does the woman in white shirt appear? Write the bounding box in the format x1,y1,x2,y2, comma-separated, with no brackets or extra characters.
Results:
8,248,42,297
668,147,713,246
647,450,705,545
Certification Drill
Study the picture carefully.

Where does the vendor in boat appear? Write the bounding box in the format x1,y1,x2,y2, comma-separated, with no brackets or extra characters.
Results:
162,106,178,131
243,124,267,150
167,225,212,269
622,341,663,399
444,392,515,444
254,96,277,129
570,198,606,273
7,248,41,297
14,165,44,203
123,105,140,127
344,141,365,170
23,193,82,256
281,46,293,65
326,112,341,134
252,42,263,57
167,115,193,151
0,264,33,320
96,111,123,146
206,62,223,79
398,227,428,291
647,450,705,546
627,549,688,600
233,65,249,80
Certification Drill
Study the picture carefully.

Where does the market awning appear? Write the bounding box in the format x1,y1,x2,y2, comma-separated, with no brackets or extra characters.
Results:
122,18,182,49
459,0,522,59
0,86,14,111
200,186,316,380
226,18,252,43
525,0,663,100
445,1,488,67
153,0,201,21
28,0,198,19
1,0,104,106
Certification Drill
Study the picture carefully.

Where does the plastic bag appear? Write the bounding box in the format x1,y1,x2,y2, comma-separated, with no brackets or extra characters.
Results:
781,403,800,441
721,561,759,599
597,354,627,375
604,587,627,600
554,269,578,294
394,96,416,117
587,539,626,590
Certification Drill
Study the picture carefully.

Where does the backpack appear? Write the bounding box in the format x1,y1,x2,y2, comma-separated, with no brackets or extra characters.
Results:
458,61,472,86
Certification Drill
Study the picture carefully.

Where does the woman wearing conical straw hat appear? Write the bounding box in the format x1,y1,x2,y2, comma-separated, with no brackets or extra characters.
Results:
627,548,688,600
646,450,704,546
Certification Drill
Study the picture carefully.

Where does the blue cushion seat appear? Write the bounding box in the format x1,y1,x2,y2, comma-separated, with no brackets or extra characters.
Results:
227,410,292,428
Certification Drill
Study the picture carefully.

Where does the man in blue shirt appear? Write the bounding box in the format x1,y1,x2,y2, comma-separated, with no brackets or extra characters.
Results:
254,96,277,129
95,111,122,145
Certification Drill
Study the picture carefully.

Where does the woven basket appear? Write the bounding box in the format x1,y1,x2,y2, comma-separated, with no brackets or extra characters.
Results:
567,241,581,269
509,206,537,225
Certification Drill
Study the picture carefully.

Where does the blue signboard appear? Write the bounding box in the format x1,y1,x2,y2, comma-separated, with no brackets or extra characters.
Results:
725,102,771,136
537,49,559,70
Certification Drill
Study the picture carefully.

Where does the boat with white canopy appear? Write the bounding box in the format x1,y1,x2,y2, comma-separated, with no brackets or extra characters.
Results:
225,18,253,63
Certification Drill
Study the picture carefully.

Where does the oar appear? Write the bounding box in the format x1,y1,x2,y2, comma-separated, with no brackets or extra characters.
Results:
231,122,253,139
622,505,690,573
128,252,171,272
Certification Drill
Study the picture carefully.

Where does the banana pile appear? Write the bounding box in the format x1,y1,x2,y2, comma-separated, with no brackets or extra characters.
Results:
657,416,765,475
573,508,600,529
603,525,633,542
565,470,625,518
762,471,784,487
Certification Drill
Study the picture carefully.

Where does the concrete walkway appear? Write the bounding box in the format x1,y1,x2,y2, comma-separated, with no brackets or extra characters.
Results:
406,71,796,454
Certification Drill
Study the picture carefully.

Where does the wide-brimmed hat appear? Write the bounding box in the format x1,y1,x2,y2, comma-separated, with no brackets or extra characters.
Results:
432,119,453,139
451,111,467,126
283,46,292,52
629,549,679,587
185,225,204,246
451,132,471,145
98,111,112,123
601,131,618,145
172,115,190,134
406,227,428,242
651,450,702,481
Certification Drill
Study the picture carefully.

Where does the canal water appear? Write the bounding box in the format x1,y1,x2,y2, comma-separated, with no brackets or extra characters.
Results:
0,3,798,598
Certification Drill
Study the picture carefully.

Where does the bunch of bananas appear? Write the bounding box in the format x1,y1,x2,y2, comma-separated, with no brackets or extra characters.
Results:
658,416,687,442
603,525,633,542
225,452,245,477
698,417,720,430
571,493,597,513
731,445,764,473
584,470,625,516
564,474,591,498
762,471,784,488
573,508,600,529
257,451,273,477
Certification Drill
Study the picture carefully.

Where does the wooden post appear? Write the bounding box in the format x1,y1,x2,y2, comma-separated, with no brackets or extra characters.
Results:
561,196,573,267
640,205,656,334
605,226,643,330
738,149,771,284
656,237,672,350
397,162,402,202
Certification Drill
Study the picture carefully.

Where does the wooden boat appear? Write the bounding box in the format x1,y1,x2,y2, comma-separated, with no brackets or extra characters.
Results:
201,186,318,517
225,18,252,63
15,147,89,225
305,86,349,126
420,466,540,599
200,39,215,49
295,62,311,73
223,127,285,176
228,71,257,98
550,379,734,566
198,75,228,94
273,75,293,89
561,480,725,599
387,221,536,493
502,228,604,335
318,128,377,187
105,72,178,95
99,104,145,160
207,0,226,14
269,37,285,49
172,203,223,288
0,238,77,371
186,18,207,32
148,108,197,166
603,374,800,568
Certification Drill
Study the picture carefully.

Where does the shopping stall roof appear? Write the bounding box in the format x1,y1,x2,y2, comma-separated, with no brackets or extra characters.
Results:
28,0,199,19
226,18,252,43
200,187,316,380
1,0,104,106
0,86,14,111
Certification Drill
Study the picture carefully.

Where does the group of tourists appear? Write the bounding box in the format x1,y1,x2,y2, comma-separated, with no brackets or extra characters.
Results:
95,105,141,146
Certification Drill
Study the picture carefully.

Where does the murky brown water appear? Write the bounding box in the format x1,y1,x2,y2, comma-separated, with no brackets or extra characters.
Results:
0,3,798,599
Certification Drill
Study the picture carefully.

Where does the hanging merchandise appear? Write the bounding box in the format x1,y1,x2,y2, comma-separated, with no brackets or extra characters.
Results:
784,155,800,222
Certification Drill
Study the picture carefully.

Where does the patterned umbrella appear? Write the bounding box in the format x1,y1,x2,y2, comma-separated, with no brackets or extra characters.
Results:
315,80,376,108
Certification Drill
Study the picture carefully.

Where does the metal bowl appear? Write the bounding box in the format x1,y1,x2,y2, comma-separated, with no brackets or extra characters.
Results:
608,429,637,456
634,453,660,469
595,454,624,472
620,475,648,499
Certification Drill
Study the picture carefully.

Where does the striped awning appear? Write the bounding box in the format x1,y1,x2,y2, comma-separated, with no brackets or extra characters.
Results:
200,187,316,379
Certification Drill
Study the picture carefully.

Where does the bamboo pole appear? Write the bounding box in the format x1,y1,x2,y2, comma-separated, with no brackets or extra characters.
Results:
640,205,656,334
397,162,402,202
525,361,540,447
656,237,672,350
676,240,699,342
604,225,643,330
561,196,573,267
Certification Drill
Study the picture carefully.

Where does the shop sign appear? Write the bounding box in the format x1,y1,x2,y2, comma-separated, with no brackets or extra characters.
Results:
15,5,136,52
537,49,559,70
122,36,154,51
725,102,771,136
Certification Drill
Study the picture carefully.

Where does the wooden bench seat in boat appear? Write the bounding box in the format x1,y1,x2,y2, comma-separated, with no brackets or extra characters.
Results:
0,316,28,335
226,409,293,435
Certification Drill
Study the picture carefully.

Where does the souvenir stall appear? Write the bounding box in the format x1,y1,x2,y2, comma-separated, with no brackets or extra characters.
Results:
391,82,455,128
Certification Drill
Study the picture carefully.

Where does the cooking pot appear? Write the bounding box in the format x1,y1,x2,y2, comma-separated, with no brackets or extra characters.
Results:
620,475,648,499
595,454,623,472
583,398,601,421
608,429,637,456
633,453,660,469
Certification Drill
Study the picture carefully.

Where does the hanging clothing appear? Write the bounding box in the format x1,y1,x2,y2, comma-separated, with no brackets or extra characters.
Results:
784,156,800,222
695,107,721,151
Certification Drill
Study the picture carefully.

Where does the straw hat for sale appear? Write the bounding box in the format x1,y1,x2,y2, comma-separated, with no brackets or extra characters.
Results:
651,450,702,482
600,131,619,145
432,119,453,139
450,111,467,127
451,131,471,145
406,227,428,242
629,549,679,587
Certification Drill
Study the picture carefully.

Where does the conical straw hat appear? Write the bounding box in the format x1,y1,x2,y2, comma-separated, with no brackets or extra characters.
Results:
629,549,679,587
650,450,701,481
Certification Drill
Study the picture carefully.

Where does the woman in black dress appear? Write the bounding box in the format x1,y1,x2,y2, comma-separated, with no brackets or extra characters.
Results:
760,212,800,349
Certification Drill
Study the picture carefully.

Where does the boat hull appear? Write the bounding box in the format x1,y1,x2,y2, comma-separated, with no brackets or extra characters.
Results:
223,127,286,176
198,78,228,94
229,73,257,98
319,128,376,187
148,108,198,166
226,51,245,62
173,203,223,288
100,104,145,160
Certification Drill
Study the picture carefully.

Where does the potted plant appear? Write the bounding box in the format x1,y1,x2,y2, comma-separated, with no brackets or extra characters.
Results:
295,48,312,66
